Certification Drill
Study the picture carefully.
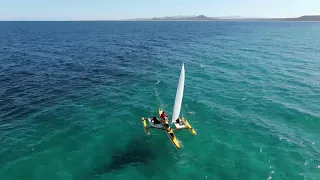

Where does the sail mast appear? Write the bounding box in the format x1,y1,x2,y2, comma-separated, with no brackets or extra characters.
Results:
172,63,185,124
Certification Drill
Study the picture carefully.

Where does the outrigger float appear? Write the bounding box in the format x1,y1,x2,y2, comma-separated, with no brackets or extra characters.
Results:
142,63,197,150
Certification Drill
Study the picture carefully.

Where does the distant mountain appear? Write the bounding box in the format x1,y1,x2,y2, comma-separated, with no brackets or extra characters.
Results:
128,15,320,21
279,15,320,21
130,15,217,21
232,15,320,21
152,15,217,21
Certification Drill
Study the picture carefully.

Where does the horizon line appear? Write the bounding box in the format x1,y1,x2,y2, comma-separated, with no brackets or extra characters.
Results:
0,14,319,22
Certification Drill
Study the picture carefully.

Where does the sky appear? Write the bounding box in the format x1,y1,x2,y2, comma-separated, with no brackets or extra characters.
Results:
0,0,319,20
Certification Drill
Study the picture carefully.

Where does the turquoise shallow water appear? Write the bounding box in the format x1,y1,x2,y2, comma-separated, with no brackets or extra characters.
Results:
0,21,320,180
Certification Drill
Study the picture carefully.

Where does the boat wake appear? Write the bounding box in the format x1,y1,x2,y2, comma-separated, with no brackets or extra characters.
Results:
177,139,184,149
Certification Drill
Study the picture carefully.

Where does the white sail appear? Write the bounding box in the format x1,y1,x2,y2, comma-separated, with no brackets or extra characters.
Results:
172,63,185,124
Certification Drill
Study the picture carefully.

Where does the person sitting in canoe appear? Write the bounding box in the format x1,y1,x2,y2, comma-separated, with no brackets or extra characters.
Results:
160,111,168,121
175,118,180,124
151,116,161,125
175,117,184,125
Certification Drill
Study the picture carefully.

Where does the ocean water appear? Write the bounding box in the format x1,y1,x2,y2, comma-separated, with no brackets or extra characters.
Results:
0,21,319,180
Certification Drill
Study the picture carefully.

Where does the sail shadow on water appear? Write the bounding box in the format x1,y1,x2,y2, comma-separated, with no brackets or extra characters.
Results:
86,136,170,179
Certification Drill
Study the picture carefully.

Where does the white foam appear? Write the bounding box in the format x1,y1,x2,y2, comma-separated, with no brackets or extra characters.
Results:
178,139,184,149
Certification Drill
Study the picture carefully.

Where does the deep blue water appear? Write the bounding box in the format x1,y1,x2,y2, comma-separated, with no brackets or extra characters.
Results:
0,21,320,180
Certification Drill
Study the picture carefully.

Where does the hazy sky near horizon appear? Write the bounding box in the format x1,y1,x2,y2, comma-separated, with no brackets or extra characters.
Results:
0,0,319,20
